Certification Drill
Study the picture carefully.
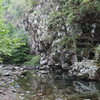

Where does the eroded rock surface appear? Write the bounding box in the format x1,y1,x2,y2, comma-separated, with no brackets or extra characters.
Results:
68,60,100,80
21,0,100,81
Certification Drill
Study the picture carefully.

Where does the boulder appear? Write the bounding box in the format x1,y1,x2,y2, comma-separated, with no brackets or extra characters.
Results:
62,63,70,71
48,59,55,66
40,59,48,65
39,65,49,70
68,60,100,80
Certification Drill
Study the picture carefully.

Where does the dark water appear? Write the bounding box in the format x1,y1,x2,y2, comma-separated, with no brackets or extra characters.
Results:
14,71,100,100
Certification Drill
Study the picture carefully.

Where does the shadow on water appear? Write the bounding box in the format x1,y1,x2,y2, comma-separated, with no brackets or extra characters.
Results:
13,71,100,100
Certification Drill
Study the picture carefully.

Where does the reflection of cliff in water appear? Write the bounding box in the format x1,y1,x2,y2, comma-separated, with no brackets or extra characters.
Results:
15,71,100,100
73,81,100,94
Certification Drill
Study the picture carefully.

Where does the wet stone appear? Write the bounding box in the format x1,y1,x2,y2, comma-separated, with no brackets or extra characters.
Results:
0,90,3,94
26,91,30,94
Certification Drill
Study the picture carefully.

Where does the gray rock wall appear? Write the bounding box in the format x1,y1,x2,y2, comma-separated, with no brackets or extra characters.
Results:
21,0,100,80
22,0,59,53
22,0,76,67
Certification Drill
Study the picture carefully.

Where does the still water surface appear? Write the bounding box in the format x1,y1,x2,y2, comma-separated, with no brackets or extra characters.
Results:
14,71,100,100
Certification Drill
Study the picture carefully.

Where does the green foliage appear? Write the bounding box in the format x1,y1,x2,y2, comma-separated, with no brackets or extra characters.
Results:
1,23,30,64
49,0,100,32
24,55,40,66
12,44,30,64
11,45,30,64
0,19,25,62
2,37,31,64
95,44,100,63
0,0,29,63
0,2,23,59
96,45,100,53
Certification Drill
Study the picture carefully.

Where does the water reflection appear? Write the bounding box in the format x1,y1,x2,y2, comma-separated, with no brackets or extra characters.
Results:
14,71,100,100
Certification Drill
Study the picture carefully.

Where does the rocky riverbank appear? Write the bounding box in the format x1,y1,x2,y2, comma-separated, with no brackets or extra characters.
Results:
0,64,100,100
39,59,100,81
0,61,99,100
0,64,35,100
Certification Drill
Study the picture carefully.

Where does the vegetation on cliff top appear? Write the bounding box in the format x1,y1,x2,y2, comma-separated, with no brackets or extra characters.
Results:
49,0,100,31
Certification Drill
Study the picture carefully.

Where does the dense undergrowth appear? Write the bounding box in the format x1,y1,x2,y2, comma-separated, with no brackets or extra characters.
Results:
0,0,40,66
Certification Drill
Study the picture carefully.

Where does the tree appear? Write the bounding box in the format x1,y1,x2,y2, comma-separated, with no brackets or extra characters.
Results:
0,0,25,62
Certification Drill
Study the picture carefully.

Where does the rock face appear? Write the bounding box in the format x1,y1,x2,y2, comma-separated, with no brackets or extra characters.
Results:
22,0,59,54
21,0,78,67
21,0,100,80
68,60,100,80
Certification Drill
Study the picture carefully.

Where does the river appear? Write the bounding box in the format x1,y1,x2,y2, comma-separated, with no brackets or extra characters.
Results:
13,70,100,100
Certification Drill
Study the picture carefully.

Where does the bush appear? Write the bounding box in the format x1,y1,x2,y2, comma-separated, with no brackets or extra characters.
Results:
23,55,40,66
2,43,30,64
11,44,30,64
